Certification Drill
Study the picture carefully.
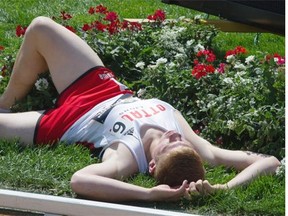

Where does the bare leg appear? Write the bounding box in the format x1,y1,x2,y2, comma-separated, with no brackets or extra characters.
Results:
0,111,43,145
0,16,104,144
0,16,104,109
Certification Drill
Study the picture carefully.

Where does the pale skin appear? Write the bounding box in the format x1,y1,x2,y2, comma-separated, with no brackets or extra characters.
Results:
0,17,281,202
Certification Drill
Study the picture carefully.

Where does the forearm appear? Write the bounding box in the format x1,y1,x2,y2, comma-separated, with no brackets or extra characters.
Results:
71,174,151,202
226,156,280,189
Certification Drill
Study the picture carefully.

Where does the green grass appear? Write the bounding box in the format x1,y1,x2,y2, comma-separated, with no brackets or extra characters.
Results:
0,0,285,215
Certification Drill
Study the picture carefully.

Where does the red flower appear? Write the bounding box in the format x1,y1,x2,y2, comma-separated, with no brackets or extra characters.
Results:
65,25,76,33
1,65,7,76
82,23,92,31
107,21,120,35
216,136,223,145
147,9,166,22
88,7,95,14
121,21,142,31
93,21,107,32
60,11,72,20
234,46,247,55
16,25,27,37
95,4,108,14
105,12,118,22
192,64,215,79
225,46,247,58
196,50,216,63
0,46,4,51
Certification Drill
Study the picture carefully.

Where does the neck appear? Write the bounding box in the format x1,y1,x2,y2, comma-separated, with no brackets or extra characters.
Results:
141,126,164,162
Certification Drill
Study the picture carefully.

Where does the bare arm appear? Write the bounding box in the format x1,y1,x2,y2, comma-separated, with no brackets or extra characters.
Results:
70,143,190,202
175,111,281,190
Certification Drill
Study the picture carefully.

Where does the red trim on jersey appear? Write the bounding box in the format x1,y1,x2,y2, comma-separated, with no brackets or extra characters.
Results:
34,66,133,145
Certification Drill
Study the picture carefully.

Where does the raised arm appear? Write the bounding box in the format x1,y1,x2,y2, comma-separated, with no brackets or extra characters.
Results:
174,110,281,191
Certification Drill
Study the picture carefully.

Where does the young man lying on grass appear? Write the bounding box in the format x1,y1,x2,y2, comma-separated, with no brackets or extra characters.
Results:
0,16,280,202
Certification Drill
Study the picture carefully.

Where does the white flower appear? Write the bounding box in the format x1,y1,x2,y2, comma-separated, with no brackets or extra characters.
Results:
35,78,49,91
245,55,255,64
194,14,205,20
276,158,285,177
186,39,195,47
135,61,145,69
175,53,185,60
178,16,186,21
194,44,204,53
156,57,167,66
223,77,234,85
147,64,157,70
168,62,176,68
227,120,235,130
110,46,120,55
234,63,246,70
226,55,235,63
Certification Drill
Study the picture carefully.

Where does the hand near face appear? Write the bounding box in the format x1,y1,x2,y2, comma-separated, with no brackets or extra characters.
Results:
188,179,228,196
149,180,191,201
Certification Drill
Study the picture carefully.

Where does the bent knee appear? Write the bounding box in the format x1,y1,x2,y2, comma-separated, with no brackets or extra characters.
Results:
26,16,55,36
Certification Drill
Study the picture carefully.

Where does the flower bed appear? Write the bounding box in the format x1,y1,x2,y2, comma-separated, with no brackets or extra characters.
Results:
0,4,285,158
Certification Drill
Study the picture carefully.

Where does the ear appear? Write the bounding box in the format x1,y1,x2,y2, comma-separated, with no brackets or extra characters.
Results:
148,159,156,176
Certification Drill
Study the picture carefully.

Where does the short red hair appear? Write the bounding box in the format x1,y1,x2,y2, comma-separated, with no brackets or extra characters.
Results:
154,147,205,187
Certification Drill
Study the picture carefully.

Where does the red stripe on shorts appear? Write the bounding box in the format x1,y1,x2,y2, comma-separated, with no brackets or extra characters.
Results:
34,66,133,145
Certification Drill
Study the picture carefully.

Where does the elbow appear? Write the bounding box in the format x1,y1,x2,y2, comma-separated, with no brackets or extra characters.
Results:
70,172,81,195
70,171,86,196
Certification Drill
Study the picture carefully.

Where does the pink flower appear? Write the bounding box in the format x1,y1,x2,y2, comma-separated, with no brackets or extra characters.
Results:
217,63,226,73
273,53,285,65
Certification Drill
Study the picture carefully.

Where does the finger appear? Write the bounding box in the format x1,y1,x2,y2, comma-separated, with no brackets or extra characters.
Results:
203,180,214,194
195,179,204,194
189,182,199,196
167,180,189,201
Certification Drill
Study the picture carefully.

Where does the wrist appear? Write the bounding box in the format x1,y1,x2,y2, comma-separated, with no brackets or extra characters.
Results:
222,183,229,190
143,188,154,201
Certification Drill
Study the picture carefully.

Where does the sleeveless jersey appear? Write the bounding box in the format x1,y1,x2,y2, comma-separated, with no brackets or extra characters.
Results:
61,96,183,173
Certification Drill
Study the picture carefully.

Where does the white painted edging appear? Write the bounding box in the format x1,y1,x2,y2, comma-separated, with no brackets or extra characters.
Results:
0,189,197,216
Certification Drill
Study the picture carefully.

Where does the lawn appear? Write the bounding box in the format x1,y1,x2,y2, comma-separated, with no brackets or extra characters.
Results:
0,0,285,215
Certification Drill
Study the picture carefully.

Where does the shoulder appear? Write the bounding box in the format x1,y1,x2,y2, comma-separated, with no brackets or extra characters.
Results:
101,142,139,179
